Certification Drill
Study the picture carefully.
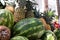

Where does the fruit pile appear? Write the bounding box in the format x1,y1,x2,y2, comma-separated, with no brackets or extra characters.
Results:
0,9,59,40
0,0,60,40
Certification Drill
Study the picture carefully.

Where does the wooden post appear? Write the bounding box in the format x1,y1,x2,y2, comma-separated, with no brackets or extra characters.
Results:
56,0,60,16
56,0,60,24
44,0,48,11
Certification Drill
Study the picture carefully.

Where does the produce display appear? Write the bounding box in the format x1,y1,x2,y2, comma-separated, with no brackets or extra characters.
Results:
0,0,59,40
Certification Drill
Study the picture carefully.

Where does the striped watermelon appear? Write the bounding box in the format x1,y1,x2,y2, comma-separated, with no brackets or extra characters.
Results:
54,29,60,40
0,9,14,29
13,18,45,38
10,36,29,40
41,30,57,40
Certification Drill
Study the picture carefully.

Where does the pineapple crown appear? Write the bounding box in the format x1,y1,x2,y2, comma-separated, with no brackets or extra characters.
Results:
42,9,55,24
26,0,38,11
34,8,55,24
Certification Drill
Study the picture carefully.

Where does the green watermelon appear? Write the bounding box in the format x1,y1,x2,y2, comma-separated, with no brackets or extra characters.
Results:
13,18,45,38
41,30,57,40
10,36,29,40
0,9,14,29
54,29,60,40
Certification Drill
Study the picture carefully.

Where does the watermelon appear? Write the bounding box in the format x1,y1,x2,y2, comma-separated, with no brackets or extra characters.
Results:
54,29,60,40
41,30,57,40
0,9,14,29
13,18,45,38
10,36,29,40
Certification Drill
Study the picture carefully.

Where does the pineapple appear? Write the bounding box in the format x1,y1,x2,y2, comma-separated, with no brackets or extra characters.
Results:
25,10,34,18
34,8,55,30
40,18,51,30
14,7,25,22
25,0,37,18
14,0,37,22
14,0,26,22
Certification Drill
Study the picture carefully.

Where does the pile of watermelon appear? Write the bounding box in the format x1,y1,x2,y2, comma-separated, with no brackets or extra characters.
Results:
0,9,60,40
0,3,60,40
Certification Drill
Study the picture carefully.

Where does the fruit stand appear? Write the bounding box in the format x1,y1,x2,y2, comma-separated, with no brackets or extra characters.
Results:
0,0,59,40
